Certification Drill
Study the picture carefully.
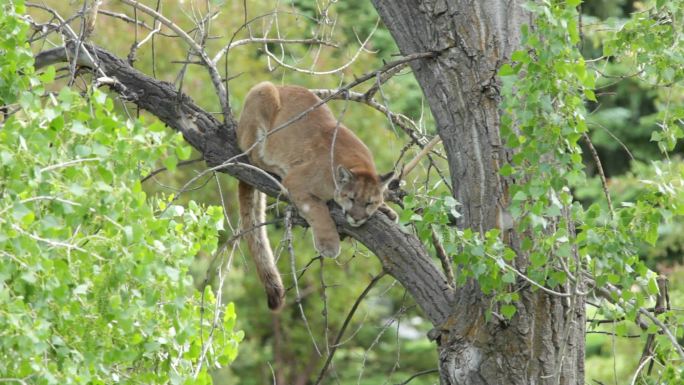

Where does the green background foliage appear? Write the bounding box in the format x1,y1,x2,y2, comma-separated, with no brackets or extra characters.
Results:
1,3,241,384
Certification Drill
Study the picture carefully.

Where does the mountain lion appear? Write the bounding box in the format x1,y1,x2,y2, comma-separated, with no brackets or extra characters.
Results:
237,81,395,311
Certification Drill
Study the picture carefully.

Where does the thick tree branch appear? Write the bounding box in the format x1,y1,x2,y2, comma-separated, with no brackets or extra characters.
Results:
34,42,454,326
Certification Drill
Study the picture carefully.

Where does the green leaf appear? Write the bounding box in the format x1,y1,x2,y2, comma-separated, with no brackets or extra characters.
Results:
583,89,596,102
512,190,527,202
175,144,192,160
501,304,517,319
568,19,579,44
39,66,56,84
163,156,178,172
502,270,516,284
500,163,514,176
510,50,528,63
647,277,659,295
530,252,547,268
70,120,90,135
498,63,517,76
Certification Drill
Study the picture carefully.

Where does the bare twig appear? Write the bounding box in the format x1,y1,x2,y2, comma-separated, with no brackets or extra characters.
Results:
39,157,102,173
162,160,287,213
484,253,573,298
25,2,107,79
194,241,237,378
0,378,29,385
263,19,379,76
151,0,161,78
402,136,442,176
119,0,232,122
140,157,204,183
394,369,439,385
582,133,614,218
8,224,93,257
630,356,653,385
313,272,386,385
585,331,641,338
638,308,684,360
365,63,411,100
285,206,322,357
319,258,331,358
356,305,412,384
128,19,161,65
0,196,81,217
311,89,427,145
213,37,337,63
431,228,455,287
97,9,161,33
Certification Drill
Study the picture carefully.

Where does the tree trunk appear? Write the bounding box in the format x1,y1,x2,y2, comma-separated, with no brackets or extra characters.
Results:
372,1,585,384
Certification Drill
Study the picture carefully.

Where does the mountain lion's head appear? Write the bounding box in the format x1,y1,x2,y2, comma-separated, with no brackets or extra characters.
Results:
334,166,393,227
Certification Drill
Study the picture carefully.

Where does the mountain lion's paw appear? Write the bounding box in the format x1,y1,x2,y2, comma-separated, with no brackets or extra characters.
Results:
379,204,398,222
314,235,340,258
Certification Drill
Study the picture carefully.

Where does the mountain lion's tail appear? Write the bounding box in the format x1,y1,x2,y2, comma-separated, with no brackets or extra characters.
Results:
238,181,285,311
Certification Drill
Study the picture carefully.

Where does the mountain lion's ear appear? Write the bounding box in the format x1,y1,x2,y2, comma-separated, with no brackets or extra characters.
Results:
336,165,354,186
378,170,396,190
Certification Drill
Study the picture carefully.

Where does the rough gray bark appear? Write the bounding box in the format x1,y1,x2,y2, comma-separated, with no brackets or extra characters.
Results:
372,1,585,384
34,43,454,326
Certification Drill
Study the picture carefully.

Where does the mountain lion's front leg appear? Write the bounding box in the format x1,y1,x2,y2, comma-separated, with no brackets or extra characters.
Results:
285,183,340,258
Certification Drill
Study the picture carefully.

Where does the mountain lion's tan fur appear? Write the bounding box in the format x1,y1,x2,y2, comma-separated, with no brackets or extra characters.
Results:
237,82,395,311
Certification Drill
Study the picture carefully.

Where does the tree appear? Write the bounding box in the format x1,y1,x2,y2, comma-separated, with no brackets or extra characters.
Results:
373,1,586,384
7,0,684,384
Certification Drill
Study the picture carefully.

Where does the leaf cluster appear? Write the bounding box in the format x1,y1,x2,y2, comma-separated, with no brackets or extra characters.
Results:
0,5,241,384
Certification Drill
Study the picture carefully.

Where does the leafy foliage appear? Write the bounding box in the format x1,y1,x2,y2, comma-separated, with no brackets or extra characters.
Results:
505,2,684,382
0,4,241,384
